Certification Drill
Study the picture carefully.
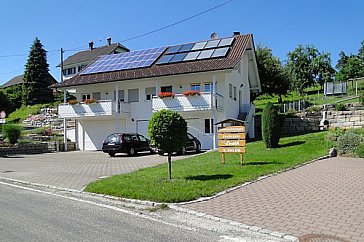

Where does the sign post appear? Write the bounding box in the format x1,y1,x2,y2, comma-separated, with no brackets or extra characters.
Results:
218,125,246,165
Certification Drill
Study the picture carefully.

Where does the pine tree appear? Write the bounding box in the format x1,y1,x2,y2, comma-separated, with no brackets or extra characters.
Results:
23,38,54,105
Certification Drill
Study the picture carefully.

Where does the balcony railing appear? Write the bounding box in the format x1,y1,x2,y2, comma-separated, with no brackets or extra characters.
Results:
152,92,223,112
58,100,130,118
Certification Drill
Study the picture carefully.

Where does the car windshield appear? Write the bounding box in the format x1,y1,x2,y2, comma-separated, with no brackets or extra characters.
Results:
187,133,194,140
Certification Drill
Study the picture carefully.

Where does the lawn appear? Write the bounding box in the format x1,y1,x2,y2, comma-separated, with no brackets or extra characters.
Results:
85,131,330,203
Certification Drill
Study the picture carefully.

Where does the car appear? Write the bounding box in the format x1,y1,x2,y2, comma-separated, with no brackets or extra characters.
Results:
157,133,201,155
102,133,154,157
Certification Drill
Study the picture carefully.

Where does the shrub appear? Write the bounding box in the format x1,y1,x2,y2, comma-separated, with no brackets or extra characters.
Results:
335,103,346,111
325,127,345,142
359,93,364,105
356,143,364,158
306,105,322,112
158,92,175,99
346,128,364,137
262,103,281,148
336,132,363,155
3,124,23,144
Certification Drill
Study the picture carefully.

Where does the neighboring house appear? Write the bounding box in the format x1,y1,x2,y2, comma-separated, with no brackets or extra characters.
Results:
54,33,261,151
59,37,129,80
1,74,24,89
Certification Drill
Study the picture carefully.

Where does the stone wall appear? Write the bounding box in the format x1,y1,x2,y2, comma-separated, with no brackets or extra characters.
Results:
48,141,76,152
0,142,48,156
281,114,320,135
327,110,364,129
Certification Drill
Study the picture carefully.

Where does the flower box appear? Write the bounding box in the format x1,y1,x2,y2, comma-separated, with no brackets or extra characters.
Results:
183,90,201,96
84,99,97,104
158,92,175,99
67,99,78,105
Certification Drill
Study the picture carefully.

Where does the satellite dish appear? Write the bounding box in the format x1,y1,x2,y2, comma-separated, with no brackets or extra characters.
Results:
210,32,219,40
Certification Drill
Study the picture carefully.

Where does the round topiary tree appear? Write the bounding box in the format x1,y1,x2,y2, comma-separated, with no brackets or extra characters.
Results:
148,110,187,180
3,124,22,145
262,103,281,148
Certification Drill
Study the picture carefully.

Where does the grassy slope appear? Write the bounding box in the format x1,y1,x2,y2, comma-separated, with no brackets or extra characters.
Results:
85,131,329,203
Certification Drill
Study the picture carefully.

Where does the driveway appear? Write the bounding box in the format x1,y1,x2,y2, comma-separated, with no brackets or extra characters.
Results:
0,151,186,190
181,157,364,241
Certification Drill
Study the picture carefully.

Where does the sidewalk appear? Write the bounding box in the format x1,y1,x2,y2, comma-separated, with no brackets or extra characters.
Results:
181,157,364,242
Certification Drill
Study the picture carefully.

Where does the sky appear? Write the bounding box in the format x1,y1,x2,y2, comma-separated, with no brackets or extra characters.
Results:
0,0,363,86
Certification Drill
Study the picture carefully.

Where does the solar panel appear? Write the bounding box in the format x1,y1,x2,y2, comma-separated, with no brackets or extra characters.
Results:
166,45,183,54
218,37,234,47
204,39,220,49
211,47,230,58
191,41,207,51
178,43,194,53
80,47,166,75
183,51,201,61
197,49,214,59
156,54,174,65
169,53,187,63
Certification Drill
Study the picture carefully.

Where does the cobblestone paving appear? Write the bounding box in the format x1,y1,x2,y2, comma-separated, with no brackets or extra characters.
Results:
0,151,185,190
182,157,364,242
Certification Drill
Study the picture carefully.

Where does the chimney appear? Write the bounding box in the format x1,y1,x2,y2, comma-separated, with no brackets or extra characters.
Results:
233,31,241,36
107,37,112,46
89,41,94,50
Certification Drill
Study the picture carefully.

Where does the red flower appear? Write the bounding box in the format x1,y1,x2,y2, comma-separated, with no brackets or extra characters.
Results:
183,90,201,96
158,92,175,98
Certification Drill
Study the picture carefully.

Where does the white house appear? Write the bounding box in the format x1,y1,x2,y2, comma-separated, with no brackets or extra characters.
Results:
59,37,129,80
53,33,261,151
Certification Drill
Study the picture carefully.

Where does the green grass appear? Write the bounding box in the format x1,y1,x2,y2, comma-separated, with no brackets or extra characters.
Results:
85,132,330,203
7,104,47,123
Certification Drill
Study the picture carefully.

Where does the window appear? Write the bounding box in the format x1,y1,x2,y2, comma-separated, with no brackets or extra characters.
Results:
190,83,201,92
204,83,211,93
204,119,214,134
161,86,172,93
128,89,139,103
63,67,76,76
113,90,125,102
92,92,101,101
82,94,91,102
138,135,147,142
233,86,237,101
229,83,233,99
78,65,87,72
145,87,156,101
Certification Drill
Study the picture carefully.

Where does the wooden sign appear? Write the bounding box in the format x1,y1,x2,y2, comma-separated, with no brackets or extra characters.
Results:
218,133,245,140
218,126,245,133
218,140,246,147
217,124,246,165
218,147,246,153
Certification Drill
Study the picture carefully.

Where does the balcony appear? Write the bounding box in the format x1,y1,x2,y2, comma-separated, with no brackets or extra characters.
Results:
152,92,223,112
58,100,131,119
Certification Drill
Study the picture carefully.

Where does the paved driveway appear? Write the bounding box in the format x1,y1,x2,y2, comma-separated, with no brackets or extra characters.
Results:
182,157,364,242
0,151,186,190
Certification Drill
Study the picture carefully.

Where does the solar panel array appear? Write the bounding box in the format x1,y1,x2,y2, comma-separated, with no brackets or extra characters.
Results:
80,47,166,75
157,37,234,65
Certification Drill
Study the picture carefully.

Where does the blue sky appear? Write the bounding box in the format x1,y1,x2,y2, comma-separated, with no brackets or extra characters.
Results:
0,0,363,85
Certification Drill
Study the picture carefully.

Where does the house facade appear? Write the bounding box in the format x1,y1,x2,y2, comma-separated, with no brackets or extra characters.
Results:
60,37,129,80
54,33,261,151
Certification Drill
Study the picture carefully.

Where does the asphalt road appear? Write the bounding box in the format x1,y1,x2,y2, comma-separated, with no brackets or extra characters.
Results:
0,183,221,242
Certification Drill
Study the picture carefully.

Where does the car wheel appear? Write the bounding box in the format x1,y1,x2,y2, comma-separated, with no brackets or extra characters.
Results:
109,152,115,157
128,147,136,156
150,149,155,154
196,143,201,153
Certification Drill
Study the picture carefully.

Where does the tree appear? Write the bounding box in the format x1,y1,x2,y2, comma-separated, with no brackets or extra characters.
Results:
3,85,23,111
336,41,364,82
262,103,281,148
255,46,289,103
0,90,13,114
286,45,335,94
23,38,54,105
148,110,187,180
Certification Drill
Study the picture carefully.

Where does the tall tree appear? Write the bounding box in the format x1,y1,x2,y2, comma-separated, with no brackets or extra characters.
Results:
336,41,364,81
23,38,54,105
255,46,289,103
286,45,335,94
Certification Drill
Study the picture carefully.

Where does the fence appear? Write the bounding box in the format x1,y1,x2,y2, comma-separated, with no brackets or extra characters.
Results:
279,100,307,113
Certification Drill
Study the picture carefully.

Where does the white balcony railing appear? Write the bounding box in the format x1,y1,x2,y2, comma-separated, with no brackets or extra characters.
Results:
58,100,130,118
152,92,223,112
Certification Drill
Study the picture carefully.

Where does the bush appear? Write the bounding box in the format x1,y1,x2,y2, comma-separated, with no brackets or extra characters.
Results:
356,143,364,158
336,132,363,155
325,127,345,142
262,103,281,148
306,105,322,112
3,124,23,144
346,128,364,137
359,93,364,105
335,103,347,111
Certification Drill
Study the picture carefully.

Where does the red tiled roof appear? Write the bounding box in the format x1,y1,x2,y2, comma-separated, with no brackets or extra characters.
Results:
53,34,252,88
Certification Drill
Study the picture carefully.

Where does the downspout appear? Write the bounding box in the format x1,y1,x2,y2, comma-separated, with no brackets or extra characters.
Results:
213,74,217,150
115,83,120,132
